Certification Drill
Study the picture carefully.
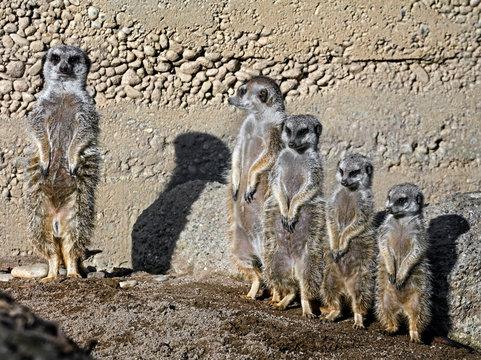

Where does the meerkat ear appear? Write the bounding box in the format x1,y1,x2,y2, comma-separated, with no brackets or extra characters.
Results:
258,88,269,103
365,164,373,176
83,52,92,73
416,193,424,206
315,124,322,136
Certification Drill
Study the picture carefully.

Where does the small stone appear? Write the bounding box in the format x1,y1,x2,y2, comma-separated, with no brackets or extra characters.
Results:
88,6,99,20
282,68,303,79
144,45,155,57
317,73,333,86
30,40,44,52
0,274,14,282
87,271,105,278
4,24,17,33
183,48,200,60
349,63,364,75
159,34,169,49
280,79,297,94
410,63,429,83
225,59,240,72
179,61,201,75
11,263,48,279
59,268,67,276
7,61,26,78
13,79,29,92
154,275,169,282
0,80,13,95
165,50,180,62
205,51,222,62
119,280,138,288
124,85,142,99
121,68,142,86
28,60,43,76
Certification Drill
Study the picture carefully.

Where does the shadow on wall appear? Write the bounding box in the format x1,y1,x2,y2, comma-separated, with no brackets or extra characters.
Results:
427,214,470,337
131,132,231,274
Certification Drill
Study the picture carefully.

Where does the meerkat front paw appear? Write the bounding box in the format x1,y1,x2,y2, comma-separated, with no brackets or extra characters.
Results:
232,186,239,201
331,250,345,263
244,185,256,203
40,162,50,178
388,273,396,285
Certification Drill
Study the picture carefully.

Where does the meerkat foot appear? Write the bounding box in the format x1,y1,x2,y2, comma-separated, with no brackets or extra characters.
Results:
384,325,398,335
325,309,341,322
353,313,365,329
40,276,57,283
67,272,82,279
303,311,316,319
409,330,422,344
271,289,281,303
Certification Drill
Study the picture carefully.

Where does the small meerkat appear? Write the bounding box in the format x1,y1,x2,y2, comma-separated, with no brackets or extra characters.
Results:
376,183,431,343
227,76,287,299
263,114,325,318
321,153,376,329
25,45,100,282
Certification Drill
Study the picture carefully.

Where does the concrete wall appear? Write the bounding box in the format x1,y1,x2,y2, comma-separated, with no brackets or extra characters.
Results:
0,0,480,269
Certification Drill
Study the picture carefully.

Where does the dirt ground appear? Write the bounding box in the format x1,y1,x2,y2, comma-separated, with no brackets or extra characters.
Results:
1,273,478,360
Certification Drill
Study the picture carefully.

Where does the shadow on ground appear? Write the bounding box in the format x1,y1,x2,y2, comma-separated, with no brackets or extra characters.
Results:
131,132,230,274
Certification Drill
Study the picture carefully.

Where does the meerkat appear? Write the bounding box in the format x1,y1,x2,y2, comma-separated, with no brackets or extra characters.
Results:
376,183,431,343
263,114,325,318
25,45,100,282
227,76,287,299
321,153,376,329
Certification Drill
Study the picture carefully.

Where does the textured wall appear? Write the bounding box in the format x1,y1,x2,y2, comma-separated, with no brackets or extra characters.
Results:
0,0,480,270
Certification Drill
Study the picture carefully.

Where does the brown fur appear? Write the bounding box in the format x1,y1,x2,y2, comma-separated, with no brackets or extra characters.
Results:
321,154,376,329
263,114,325,317
25,46,100,282
227,76,286,299
376,183,431,343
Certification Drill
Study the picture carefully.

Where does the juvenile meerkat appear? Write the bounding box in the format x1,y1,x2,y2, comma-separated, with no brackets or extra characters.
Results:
376,183,431,343
263,114,325,318
321,153,376,329
227,76,287,299
25,45,100,282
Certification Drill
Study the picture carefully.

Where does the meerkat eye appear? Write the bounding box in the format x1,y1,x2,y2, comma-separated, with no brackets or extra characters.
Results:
297,127,308,137
349,169,361,177
50,54,60,64
285,127,291,136
68,55,80,65
339,169,344,176
238,86,246,96
396,197,408,205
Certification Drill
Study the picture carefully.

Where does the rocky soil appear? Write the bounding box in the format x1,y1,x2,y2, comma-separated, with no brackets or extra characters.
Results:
1,274,480,360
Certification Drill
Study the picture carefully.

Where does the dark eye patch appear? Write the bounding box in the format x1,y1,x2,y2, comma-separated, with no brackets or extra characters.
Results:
339,168,344,176
50,54,60,64
68,55,80,64
396,197,408,205
238,87,246,96
297,127,309,136
285,127,291,136
349,169,361,177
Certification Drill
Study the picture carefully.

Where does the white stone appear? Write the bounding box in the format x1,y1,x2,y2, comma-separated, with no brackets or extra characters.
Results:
154,275,169,282
121,68,142,86
88,6,99,20
124,85,142,99
119,280,138,288
0,273,13,282
0,80,13,95
11,263,48,279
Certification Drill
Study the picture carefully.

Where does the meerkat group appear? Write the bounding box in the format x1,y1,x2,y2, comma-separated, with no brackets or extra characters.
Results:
21,45,432,344
228,76,432,343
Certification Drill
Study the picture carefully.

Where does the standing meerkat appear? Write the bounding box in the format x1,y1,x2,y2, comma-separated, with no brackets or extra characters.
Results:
321,153,376,329
25,45,100,282
227,76,287,299
376,183,431,343
263,114,325,318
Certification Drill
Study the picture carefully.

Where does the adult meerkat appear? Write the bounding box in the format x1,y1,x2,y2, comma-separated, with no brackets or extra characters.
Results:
227,76,287,299
263,114,325,318
321,153,376,329
25,45,100,282
376,183,431,343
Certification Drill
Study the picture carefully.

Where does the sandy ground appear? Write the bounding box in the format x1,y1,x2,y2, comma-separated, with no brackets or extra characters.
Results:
1,273,478,360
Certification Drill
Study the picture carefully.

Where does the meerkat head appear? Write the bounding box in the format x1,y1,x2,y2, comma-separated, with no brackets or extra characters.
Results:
281,114,322,153
42,45,91,88
386,183,424,217
336,153,373,190
227,76,285,113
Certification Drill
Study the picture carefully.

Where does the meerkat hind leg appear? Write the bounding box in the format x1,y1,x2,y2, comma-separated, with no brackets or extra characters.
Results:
406,294,423,343
271,288,281,303
241,269,262,300
61,235,82,279
272,291,296,311
41,250,61,283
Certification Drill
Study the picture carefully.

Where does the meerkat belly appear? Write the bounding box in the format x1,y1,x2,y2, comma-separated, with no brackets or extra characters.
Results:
389,221,415,268
334,189,358,230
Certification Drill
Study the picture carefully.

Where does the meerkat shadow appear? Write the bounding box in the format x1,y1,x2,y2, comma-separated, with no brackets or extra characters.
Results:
131,132,230,274
425,214,470,343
